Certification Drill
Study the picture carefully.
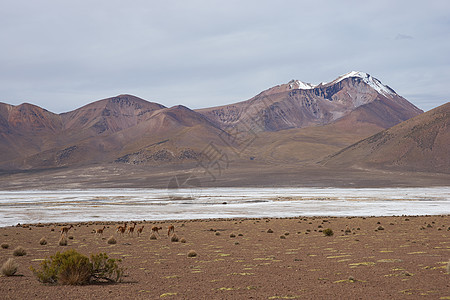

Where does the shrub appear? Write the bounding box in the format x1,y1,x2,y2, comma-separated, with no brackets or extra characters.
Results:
170,234,179,242
323,228,334,236
68,236,74,240
284,232,289,236
377,226,384,231
90,253,124,283
13,246,26,256
280,235,286,239
1,243,9,249
215,232,220,236
30,249,124,285
1,258,18,276
107,236,117,245
180,238,186,243
187,250,197,257
39,237,48,245
149,233,157,240
229,233,236,238
238,233,243,237
267,229,274,233
59,237,68,246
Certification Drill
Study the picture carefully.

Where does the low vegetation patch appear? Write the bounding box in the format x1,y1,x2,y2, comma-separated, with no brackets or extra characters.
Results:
59,237,68,246
187,250,197,257
13,246,26,256
170,234,179,242
1,258,18,276
107,236,117,244
1,243,9,249
39,237,48,245
323,228,334,236
30,249,124,285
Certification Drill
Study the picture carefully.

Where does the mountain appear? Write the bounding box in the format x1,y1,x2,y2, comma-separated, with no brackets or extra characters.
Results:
196,71,422,132
0,72,424,173
0,95,227,169
322,102,450,173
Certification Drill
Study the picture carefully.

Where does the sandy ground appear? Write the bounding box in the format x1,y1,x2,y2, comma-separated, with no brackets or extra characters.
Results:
1,216,449,299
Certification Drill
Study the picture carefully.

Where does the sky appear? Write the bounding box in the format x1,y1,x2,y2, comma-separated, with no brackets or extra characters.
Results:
0,0,449,113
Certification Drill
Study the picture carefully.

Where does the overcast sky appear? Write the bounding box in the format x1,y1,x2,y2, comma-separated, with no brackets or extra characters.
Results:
0,0,449,113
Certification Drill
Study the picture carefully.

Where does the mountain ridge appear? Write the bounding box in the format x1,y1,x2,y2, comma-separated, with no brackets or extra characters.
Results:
0,72,426,173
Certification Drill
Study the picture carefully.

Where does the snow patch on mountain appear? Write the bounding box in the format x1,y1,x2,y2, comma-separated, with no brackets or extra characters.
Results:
288,79,316,90
330,71,397,97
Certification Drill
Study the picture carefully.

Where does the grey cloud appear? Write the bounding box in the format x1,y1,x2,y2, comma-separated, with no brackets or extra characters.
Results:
0,0,449,113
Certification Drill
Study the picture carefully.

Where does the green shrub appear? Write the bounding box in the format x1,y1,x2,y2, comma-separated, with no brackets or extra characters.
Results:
323,228,334,236
30,249,124,285
90,253,124,283
1,258,18,276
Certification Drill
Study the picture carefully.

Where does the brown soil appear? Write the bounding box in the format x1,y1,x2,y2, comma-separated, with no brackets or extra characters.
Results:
1,216,449,299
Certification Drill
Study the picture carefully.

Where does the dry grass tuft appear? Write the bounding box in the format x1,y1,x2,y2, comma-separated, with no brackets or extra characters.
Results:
1,243,9,249
187,250,197,257
59,237,68,246
107,236,117,245
180,238,187,243
267,229,274,233
39,237,47,245
170,234,179,242
150,233,157,240
280,235,286,239
323,228,334,236
215,232,221,236
230,233,236,238
1,258,18,276
13,246,26,256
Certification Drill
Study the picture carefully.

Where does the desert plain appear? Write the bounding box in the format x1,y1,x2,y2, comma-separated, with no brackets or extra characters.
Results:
1,215,449,299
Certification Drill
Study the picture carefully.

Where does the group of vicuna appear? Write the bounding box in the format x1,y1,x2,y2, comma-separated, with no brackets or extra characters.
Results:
115,222,175,237
59,223,175,238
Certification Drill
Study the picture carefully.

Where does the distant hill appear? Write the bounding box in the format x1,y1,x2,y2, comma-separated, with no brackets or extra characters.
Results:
0,72,424,172
322,102,450,174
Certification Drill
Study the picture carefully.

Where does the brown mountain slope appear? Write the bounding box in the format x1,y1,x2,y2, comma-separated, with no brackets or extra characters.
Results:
0,102,63,163
7,103,229,169
197,72,422,132
322,102,450,173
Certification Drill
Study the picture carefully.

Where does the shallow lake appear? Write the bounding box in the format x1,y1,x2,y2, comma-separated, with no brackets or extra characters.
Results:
0,187,449,227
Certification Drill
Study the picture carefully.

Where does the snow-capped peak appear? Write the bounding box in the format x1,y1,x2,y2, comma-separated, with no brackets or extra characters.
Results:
287,79,316,90
330,71,396,97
